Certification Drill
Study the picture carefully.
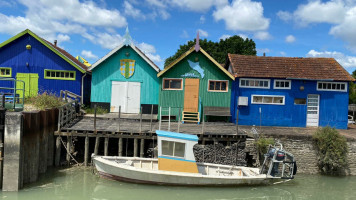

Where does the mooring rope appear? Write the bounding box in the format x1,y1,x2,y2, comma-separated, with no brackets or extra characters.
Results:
59,136,82,166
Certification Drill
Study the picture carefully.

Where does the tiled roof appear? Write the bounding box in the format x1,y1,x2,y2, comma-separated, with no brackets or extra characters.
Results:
45,40,88,72
227,54,355,81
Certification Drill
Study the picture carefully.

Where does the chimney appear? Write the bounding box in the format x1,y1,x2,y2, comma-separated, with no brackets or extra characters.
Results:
54,40,57,46
263,52,266,57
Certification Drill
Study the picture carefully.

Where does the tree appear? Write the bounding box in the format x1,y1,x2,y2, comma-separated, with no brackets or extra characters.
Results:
164,36,257,67
350,69,356,104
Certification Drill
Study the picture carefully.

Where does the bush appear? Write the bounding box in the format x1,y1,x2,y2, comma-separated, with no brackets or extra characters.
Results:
25,92,65,111
84,106,108,115
255,137,275,155
312,126,348,175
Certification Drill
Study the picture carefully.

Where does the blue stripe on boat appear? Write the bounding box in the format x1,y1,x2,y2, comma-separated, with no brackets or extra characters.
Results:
158,156,196,163
156,130,198,142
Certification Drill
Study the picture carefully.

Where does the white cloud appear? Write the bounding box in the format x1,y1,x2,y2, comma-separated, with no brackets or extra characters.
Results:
170,0,228,12
280,51,286,56
285,35,296,43
84,32,123,49
306,50,356,68
276,11,293,22
81,50,98,60
137,42,162,63
238,34,248,40
219,34,231,40
200,15,206,23
257,48,271,55
253,31,272,40
213,0,270,31
123,1,145,20
198,29,209,37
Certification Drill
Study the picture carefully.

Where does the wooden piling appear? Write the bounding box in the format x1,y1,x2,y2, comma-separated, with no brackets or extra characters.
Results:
117,106,121,132
118,138,123,156
84,136,89,166
55,136,61,166
140,139,145,157
94,104,97,133
94,136,100,155
134,138,138,157
66,135,71,165
140,107,142,132
150,104,153,131
104,137,109,156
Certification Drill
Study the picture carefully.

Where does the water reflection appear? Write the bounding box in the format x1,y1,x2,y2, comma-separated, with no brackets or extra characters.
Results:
0,167,355,200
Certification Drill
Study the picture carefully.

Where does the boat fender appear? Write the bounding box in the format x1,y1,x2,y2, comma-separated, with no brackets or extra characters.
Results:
293,162,297,175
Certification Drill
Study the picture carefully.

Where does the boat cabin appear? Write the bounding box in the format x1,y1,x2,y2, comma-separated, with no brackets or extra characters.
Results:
156,130,199,173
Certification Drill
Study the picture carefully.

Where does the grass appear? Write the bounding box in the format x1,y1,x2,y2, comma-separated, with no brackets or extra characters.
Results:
84,106,108,115
24,92,65,111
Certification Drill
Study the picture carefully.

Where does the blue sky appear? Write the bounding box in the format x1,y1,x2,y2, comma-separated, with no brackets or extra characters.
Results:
0,0,355,74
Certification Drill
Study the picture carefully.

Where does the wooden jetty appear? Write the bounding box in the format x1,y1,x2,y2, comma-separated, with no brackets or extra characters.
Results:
54,105,247,167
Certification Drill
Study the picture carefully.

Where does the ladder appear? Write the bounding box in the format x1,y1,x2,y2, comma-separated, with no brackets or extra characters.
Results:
159,106,171,131
182,111,200,123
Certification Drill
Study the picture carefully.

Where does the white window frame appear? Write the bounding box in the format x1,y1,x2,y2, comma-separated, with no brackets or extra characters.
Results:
251,95,285,105
207,79,229,92
239,78,270,89
162,78,183,90
316,81,347,92
274,79,291,89
161,140,186,159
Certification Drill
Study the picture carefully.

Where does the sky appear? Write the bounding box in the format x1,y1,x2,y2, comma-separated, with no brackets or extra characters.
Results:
0,0,355,74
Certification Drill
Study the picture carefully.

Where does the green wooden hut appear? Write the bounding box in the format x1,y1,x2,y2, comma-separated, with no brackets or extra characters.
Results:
89,28,160,114
157,34,235,122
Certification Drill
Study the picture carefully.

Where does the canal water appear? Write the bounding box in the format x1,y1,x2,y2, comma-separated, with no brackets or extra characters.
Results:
1,167,356,200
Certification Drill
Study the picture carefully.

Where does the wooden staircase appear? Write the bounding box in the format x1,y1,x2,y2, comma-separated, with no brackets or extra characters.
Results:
182,111,200,123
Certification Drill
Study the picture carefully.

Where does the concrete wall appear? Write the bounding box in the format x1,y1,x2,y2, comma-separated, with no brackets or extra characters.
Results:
247,134,356,175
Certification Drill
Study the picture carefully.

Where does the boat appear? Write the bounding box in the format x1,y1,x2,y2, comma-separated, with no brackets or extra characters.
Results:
92,130,297,186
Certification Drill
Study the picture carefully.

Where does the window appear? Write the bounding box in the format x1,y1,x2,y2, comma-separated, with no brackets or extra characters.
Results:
161,140,185,158
294,98,306,105
44,70,75,80
162,78,183,90
317,82,347,92
274,80,291,89
240,78,270,89
252,95,285,105
0,67,11,77
208,80,228,92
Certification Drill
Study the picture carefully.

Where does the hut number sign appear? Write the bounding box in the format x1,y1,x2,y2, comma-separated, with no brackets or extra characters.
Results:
181,73,199,78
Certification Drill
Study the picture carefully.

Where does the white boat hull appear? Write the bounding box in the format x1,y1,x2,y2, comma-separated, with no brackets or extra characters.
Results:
92,156,278,186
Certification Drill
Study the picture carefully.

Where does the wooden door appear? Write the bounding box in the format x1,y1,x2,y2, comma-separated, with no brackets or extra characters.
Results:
306,94,319,127
16,73,38,98
126,82,141,114
111,81,127,112
184,79,199,112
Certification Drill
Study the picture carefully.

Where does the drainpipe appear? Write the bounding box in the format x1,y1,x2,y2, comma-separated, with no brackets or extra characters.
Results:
81,73,88,104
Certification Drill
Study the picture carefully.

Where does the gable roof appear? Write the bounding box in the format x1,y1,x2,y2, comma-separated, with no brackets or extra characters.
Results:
0,29,88,73
89,43,160,72
157,46,234,80
227,54,355,82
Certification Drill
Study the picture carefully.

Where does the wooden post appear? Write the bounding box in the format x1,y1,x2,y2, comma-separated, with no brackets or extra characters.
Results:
168,107,171,131
117,106,121,132
178,108,181,133
236,109,239,135
118,138,123,156
134,138,138,157
159,106,161,130
140,139,145,158
66,135,71,165
140,106,142,133
201,109,204,134
55,136,61,166
94,104,97,133
94,136,100,155
104,137,109,156
84,136,89,166
150,104,153,132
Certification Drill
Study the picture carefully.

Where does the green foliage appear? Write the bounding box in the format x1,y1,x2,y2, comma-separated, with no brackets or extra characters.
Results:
25,92,65,110
350,70,356,104
84,106,108,115
164,36,257,67
255,137,275,155
312,127,348,175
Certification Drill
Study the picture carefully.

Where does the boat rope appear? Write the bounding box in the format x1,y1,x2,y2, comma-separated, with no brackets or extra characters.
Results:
59,136,82,166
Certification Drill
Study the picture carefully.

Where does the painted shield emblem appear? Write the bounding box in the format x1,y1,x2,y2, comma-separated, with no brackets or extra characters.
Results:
120,59,135,78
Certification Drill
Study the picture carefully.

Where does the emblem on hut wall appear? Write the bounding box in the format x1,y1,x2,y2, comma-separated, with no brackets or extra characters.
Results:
120,59,135,78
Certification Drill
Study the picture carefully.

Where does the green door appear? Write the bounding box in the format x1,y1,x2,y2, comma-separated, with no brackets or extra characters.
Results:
16,73,39,98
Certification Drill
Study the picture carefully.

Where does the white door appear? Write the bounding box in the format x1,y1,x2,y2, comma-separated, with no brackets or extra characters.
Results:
306,94,319,127
110,81,141,113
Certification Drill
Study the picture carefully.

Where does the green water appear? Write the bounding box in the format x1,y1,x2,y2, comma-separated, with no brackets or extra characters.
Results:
1,167,356,200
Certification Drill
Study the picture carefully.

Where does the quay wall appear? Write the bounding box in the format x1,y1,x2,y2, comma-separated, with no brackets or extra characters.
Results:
246,134,356,175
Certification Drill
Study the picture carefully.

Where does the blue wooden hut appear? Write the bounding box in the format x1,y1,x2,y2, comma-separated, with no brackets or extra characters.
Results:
89,28,160,114
0,29,91,104
226,54,355,129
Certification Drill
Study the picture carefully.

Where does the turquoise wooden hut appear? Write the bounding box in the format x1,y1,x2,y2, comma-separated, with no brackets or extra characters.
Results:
89,28,160,114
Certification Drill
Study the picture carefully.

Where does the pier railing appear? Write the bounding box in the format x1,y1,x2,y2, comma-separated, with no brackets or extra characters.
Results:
57,102,79,132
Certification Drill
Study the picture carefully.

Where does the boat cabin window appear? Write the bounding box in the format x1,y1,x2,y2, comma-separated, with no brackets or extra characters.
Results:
161,140,185,158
